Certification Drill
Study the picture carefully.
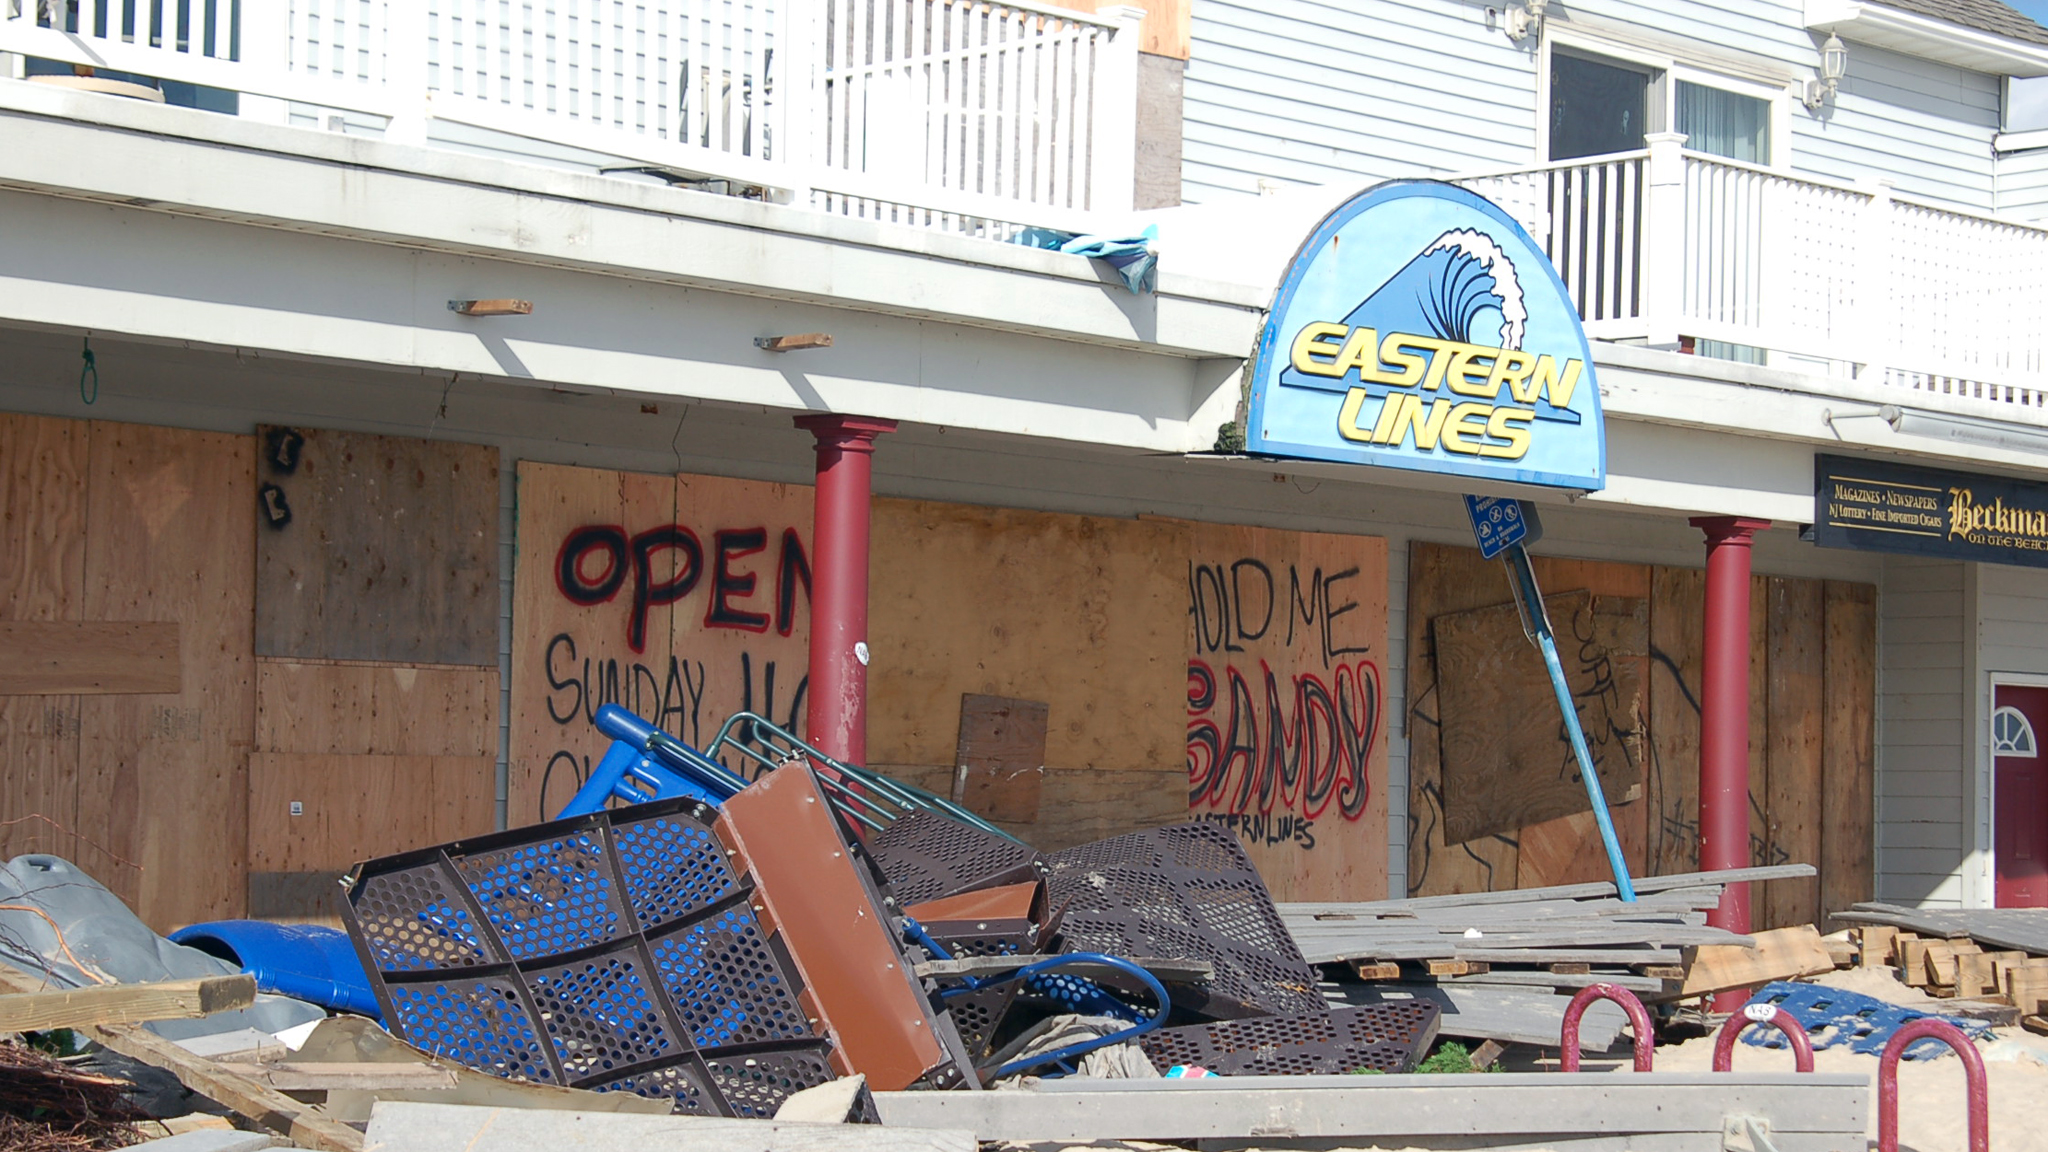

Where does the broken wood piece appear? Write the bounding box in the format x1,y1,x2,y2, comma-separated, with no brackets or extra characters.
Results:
1942,998,2021,1027
1467,1039,1506,1071
1352,962,1401,981
1640,966,1686,980
217,1061,460,1091
0,974,255,1032
1424,960,1470,977
2025,1014,2048,1036
1955,951,1997,998
1549,962,1591,976
0,964,360,1151
446,299,532,316
1899,937,1932,986
2007,964,2048,1016
1679,925,1837,997
1822,937,1858,968
1858,924,1898,969
774,1074,868,1124
754,332,834,352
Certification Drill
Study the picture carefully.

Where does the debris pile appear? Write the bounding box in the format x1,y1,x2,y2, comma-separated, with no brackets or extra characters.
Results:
1835,902,2048,1024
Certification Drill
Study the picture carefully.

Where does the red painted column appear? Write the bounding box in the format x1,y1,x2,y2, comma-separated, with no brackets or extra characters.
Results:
1690,515,1770,1011
795,414,897,766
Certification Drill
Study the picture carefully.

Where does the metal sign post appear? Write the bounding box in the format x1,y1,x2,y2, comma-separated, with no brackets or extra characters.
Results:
1465,497,1637,902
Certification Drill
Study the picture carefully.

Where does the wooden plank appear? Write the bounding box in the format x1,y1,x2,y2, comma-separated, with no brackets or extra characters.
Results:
1434,593,1646,845
1762,578,1824,931
952,693,1047,823
1180,520,1390,900
1900,936,1933,985
508,464,815,824
871,1074,1870,1143
1646,566,1704,878
256,661,497,757
1820,581,1877,928
2008,965,2048,1015
0,974,254,1031
1679,925,1837,996
218,1062,459,1090
0,621,180,695
1833,903,2048,954
0,964,360,1151
365,1101,975,1152
76,422,255,929
254,427,499,666
0,414,88,865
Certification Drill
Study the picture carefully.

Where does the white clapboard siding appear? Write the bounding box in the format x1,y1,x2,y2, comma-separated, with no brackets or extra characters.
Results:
1183,0,1536,203
1877,555,1971,909
1188,0,2006,215
1997,143,2048,222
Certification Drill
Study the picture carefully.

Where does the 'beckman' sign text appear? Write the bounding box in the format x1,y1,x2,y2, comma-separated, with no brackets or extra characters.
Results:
1814,453,2048,568
1245,182,1605,491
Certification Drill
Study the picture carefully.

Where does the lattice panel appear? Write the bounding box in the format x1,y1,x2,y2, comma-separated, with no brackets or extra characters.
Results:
867,810,1044,905
342,798,833,1117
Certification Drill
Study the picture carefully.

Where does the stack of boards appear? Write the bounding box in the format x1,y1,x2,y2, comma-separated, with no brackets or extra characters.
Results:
1836,902,2048,1029
1285,865,1834,1052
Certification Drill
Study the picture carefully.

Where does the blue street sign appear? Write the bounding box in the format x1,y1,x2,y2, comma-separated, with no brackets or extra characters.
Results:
1464,495,1528,560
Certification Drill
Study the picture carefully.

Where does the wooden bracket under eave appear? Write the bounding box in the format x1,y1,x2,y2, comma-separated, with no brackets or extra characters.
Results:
448,299,534,316
755,332,834,352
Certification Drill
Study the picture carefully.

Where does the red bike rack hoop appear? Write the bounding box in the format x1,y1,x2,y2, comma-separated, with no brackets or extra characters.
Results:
1559,983,1655,1072
1712,1002,1816,1072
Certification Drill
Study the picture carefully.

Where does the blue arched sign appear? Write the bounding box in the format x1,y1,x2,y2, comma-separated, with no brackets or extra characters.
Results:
1245,182,1605,491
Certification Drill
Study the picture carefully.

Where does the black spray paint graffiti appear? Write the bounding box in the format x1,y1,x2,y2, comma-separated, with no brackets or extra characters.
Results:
555,523,810,653
534,632,807,822
1187,559,1374,668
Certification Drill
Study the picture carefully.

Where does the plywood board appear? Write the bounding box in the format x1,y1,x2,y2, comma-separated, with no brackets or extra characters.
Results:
1406,543,1649,897
0,621,179,695
508,463,814,824
1763,578,1824,931
1821,581,1877,926
254,427,498,666
256,661,498,757
1646,565,1705,877
1182,522,1389,901
1433,592,1645,845
954,694,1049,823
0,414,87,864
248,753,495,874
1405,542,1522,897
76,422,256,929
869,500,1185,777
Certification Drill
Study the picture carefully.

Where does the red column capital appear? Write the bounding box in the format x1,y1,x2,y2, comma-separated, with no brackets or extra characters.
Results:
794,414,898,449
1689,516,1772,545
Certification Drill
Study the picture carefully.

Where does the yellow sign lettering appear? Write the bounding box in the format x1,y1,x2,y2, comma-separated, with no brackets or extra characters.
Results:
1289,322,1350,377
1441,402,1492,454
1482,406,1534,459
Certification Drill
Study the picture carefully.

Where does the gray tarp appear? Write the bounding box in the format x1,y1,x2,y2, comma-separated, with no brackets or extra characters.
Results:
0,853,323,1039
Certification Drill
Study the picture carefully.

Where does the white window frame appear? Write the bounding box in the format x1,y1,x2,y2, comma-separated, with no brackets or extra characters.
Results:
1538,31,1793,170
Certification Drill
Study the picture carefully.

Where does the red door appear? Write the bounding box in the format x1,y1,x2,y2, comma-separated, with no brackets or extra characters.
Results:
1995,685,2048,907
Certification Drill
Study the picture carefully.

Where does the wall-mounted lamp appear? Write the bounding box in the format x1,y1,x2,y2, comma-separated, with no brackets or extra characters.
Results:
1505,0,1547,40
1803,34,1847,109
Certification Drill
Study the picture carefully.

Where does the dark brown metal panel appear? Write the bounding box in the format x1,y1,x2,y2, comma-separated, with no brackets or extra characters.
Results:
1138,1002,1442,1076
905,881,1046,925
866,810,1045,905
719,766,953,1092
1045,822,1324,1020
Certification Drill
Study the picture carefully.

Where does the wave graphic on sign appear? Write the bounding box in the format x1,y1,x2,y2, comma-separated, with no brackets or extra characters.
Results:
1412,229,1527,351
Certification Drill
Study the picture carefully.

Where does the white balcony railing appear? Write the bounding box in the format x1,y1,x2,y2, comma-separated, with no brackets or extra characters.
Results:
1458,133,2048,416
2,0,1141,238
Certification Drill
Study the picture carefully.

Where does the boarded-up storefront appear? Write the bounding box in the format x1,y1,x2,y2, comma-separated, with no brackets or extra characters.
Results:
1406,542,1876,927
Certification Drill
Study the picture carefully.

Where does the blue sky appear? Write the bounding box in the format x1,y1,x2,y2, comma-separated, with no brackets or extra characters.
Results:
2015,1,2048,27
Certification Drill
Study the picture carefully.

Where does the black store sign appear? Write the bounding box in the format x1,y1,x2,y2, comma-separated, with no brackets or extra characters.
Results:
1815,453,2048,568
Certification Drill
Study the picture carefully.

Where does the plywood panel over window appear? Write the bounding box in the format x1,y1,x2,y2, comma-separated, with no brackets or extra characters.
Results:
253,426,499,667
507,462,814,824
1182,521,1389,902
76,421,257,930
1405,542,1877,927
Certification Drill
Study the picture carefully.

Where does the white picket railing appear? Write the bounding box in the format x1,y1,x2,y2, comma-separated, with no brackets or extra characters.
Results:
1457,135,2048,416
2,0,1139,237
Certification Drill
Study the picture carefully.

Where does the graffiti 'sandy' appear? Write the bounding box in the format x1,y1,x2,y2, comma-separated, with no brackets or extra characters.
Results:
1277,229,1586,463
